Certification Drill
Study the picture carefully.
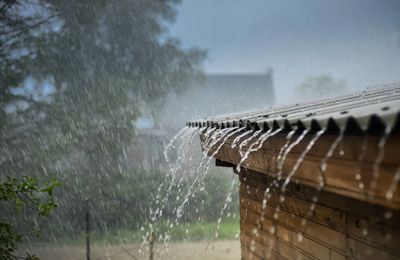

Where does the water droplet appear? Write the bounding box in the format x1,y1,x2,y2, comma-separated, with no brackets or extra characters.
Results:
384,211,393,220
386,191,393,200
297,233,303,242
269,226,276,234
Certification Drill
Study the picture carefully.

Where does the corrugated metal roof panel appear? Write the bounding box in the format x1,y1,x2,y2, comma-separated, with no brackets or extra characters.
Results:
186,83,400,134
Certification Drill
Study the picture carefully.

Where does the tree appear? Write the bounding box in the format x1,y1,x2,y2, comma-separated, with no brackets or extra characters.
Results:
1,0,206,241
295,74,347,100
0,0,55,125
0,176,60,259
31,0,205,233
0,1,61,257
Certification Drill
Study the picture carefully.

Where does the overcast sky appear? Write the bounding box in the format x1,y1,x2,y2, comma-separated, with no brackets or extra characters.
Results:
170,0,400,103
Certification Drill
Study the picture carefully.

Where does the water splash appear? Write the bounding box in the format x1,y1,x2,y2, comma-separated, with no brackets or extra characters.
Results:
269,129,296,189
174,127,244,221
356,135,368,193
164,126,189,165
151,127,198,222
213,177,237,241
281,129,325,193
386,166,400,200
264,129,309,227
200,127,217,149
301,129,343,227
164,129,199,196
231,129,254,148
144,126,200,258
318,129,344,188
277,130,296,163
238,130,262,157
257,128,297,218
153,127,243,255
370,126,391,190
157,126,235,256
276,129,309,182
237,128,283,172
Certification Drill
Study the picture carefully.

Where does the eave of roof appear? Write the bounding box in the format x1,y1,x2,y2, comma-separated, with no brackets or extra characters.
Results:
186,83,400,135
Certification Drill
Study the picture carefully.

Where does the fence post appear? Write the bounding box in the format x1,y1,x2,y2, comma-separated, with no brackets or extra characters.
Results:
148,231,154,260
86,199,91,260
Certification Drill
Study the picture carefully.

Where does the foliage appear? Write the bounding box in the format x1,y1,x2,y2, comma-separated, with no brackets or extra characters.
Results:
295,74,347,100
0,176,60,259
0,0,55,125
0,0,218,252
33,169,238,240
1,0,205,240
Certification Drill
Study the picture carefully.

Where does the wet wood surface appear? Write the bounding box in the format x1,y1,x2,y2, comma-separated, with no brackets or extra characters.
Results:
201,131,400,209
239,170,400,260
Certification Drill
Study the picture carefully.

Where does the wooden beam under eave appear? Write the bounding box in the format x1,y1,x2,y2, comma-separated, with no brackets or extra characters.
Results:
201,132,400,210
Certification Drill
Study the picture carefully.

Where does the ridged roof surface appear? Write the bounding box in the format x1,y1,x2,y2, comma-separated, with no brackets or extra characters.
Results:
186,83,400,135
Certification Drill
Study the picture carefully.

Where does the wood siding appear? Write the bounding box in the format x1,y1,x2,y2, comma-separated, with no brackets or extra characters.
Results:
239,169,400,260
205,132,400,209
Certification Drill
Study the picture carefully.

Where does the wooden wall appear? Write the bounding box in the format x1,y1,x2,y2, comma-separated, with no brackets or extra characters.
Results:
239,169,400,260
208,133,400,210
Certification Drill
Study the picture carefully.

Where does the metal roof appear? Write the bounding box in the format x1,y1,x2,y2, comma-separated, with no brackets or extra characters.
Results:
186,83,400,135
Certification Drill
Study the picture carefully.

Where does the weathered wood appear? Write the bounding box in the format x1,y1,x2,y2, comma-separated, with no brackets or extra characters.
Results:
241,222,314,260
244,201,347,252
201,129,400,259
347,237,399,259
240,186,347,232
346,215,400,255
205,131,400,209
213,132,400,165
239,170,400,228
239,169,400,259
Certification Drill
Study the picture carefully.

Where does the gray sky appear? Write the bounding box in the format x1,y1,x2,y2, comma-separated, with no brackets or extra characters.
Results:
170,0,400,103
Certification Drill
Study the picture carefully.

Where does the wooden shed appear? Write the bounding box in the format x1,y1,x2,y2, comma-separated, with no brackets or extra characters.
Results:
187,84,400,259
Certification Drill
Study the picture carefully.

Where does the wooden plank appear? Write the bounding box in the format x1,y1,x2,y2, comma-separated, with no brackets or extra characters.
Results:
219,132,400,165
238,166,400,260
347,237,400,260
217,142,400,208
274,218,334,260
241,247,263,260
241,221,317,260
220,140,400,199
241,231,286,259
240,186,347,232
241,232,265,259
208,132,400,209
247,204,347,253
239,183,348,254
346,215,400,255
240,169,400,230
240,204,248,222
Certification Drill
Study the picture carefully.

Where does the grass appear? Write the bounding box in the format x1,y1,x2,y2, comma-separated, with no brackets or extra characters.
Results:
91,216,240,245
28,217,240,247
